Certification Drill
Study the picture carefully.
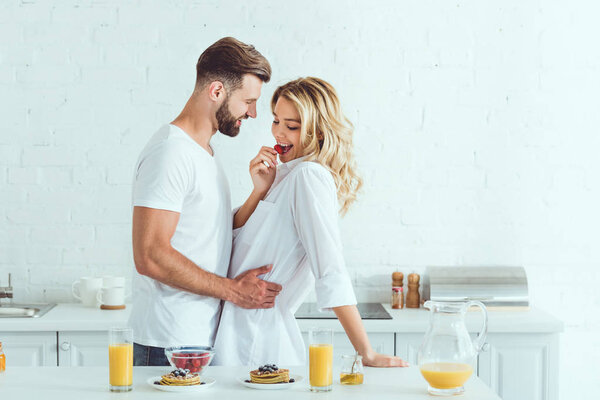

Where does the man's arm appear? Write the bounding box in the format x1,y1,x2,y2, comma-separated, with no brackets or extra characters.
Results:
132,206,282,309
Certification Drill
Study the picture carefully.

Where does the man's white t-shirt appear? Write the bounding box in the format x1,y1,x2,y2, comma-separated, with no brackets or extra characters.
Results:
128,124,232,348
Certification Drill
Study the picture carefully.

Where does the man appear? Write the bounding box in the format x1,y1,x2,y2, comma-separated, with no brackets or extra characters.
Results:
129,37,281,366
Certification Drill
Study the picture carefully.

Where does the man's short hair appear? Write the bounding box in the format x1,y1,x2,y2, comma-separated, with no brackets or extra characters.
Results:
196,37,271,92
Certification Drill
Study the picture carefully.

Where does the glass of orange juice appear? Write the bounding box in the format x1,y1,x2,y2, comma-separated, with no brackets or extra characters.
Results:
108,327,133,392
308,327,333,392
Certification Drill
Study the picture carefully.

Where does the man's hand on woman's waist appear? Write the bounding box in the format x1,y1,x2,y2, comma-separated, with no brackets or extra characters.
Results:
133,206,282,309
225,264,282,309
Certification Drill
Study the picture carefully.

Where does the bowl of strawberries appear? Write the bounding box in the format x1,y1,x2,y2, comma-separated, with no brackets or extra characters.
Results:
164,345,214,375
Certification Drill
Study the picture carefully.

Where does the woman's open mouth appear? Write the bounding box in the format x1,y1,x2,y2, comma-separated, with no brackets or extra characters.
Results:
274,143,293,155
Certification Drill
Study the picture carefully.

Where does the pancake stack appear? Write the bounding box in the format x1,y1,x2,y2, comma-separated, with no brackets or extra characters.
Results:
249,364,290,384
158,368,201,386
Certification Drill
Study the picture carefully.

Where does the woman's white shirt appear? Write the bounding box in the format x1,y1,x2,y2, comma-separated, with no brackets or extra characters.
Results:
212,159,356,366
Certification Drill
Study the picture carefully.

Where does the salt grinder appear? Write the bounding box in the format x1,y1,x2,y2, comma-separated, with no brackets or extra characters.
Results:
406,273,420,308
391,272,404,309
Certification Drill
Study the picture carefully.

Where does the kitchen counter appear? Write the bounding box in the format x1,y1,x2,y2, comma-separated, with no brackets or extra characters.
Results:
299,305,564,333
0,303,131,331
0,304,561,400
0,303,564,333
0,366,501,399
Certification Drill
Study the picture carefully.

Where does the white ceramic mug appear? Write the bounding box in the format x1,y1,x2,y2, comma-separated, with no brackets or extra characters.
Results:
102,276,126,288
97,286,129,306
72,277,103,307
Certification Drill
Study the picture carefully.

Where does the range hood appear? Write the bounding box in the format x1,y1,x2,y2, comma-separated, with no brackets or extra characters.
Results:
422,266,529,308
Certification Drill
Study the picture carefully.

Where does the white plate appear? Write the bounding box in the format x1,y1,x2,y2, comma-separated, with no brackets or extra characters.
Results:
147,376,216,392
237,374,303,390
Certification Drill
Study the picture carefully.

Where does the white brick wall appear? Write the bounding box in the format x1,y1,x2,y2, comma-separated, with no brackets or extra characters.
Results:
1,1,599,398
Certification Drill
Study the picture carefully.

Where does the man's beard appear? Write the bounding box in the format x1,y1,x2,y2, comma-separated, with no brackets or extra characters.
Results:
216,98,242,137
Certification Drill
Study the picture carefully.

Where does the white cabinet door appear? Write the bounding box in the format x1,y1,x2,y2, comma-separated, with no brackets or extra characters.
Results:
58,331,108,367
0,331,57,366
394,333,423,364
302,332,395,363
478,333,559,400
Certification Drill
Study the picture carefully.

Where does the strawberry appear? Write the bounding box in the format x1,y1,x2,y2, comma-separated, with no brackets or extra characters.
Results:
192,359,201,367
174,358,186,369
200,353,210,366
274,144,284,154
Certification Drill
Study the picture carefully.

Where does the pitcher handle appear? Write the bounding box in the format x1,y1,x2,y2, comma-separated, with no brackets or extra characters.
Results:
467,300,488,353
72,281,81,301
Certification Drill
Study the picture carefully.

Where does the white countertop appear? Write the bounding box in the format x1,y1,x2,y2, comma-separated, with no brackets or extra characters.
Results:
299,305,564,334
0,365,501,400
0,303,564,333
0,303,131,331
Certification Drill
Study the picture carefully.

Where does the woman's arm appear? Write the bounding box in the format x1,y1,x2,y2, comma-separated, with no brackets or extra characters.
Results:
234,189,267,228
234,146,278,229
289,166,407,367
333,305,409,367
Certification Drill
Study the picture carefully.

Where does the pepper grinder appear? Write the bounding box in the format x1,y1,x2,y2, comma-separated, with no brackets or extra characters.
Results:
406,273,420,308
391,272,404,309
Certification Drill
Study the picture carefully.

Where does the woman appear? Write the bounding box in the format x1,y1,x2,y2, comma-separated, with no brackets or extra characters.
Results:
213,77,407,368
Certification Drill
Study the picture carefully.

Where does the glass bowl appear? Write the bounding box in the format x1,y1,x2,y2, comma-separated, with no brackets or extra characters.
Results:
164,345,215,375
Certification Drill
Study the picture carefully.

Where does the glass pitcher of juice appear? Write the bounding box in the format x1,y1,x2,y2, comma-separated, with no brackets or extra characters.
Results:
417,300,488,396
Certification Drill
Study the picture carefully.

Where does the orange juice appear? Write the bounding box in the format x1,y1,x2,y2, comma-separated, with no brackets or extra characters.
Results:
0,341,5,372
309,344,333,387
420,362,473,389
109,343,133,387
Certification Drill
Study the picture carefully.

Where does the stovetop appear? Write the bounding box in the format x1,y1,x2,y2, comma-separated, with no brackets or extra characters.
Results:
294,302,392,320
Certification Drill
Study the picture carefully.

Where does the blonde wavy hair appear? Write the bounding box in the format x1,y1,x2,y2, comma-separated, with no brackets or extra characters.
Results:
271,77,362,215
